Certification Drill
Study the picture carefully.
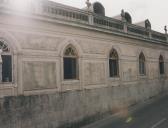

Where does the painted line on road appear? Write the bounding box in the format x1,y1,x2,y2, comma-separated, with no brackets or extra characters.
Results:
151,118,167,128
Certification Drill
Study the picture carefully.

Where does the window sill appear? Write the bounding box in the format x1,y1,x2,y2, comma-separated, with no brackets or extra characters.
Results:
61,80,81,91
159,74,166,78
0,83,15,89
109,77,120,81
0,82,13,84
138,75,147,79
62,79,80,85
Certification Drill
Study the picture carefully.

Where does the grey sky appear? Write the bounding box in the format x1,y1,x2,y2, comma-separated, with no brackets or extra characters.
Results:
50,0,167,33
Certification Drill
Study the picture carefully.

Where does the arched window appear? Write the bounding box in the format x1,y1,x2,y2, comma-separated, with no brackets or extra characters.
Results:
63,45,78,80
159,55,164,75
109,49,119,77
0,41,12,82
139,52,146,75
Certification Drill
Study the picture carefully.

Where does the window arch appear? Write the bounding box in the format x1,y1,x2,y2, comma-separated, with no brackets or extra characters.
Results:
139,52,146,75
159,55,164,75
63,45,78,80
109,48,119,77
0,40,12,82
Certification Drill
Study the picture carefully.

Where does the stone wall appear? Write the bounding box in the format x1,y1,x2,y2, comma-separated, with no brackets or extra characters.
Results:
0,10,168,128
0,82,166,128
23,61,57,91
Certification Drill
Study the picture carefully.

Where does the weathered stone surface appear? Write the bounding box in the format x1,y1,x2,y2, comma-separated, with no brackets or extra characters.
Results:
122,61,137,81
0,83,166,128
11,32,64,51
23,61,57,91
77,39,108,54
83,61,106,85
0,1,168,128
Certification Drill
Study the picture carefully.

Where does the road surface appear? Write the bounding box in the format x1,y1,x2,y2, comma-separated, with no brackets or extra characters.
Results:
83,95,168,128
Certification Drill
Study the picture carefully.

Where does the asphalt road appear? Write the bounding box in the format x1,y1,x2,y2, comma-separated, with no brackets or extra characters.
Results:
83,95,168,128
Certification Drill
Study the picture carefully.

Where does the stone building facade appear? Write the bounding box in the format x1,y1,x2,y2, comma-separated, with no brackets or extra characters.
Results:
0,0,168,128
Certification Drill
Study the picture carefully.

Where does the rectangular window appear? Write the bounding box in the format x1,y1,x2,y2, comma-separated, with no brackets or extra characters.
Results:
64,58,77,79
109,59,118,77
2,55,12,82
139,62,145,75
160,62,164,74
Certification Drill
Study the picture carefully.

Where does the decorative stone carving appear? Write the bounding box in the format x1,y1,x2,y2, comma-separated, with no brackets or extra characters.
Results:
0,41,10,52
121,9,125,21
64,45,77,57
165,26,167,34
85,0,91,10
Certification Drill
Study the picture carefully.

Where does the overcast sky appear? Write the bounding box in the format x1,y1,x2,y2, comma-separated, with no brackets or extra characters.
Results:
50,0,167,33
